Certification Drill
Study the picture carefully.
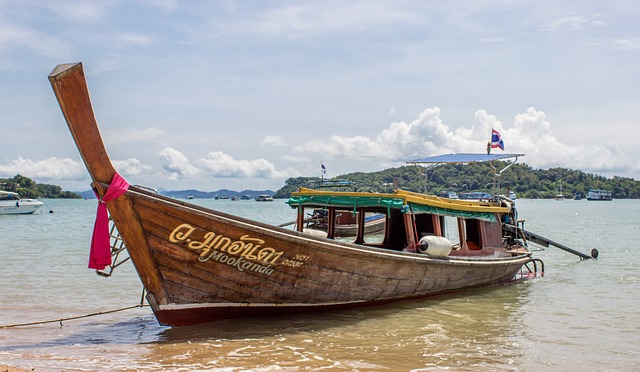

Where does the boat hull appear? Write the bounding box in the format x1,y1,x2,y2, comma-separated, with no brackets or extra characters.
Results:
0,201,44,215
125,187,530,326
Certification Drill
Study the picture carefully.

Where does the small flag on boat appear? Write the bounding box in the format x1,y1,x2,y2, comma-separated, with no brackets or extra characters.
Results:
321,162,326,174
491,129,504,150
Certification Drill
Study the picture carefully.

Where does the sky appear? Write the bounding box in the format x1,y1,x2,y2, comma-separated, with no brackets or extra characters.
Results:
1,1,639,192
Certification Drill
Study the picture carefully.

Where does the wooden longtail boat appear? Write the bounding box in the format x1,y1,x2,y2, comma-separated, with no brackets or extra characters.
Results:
49,63,560,327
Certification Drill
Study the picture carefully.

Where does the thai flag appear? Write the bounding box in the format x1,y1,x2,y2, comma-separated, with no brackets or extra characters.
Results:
491,129,504,150
321,162,326,174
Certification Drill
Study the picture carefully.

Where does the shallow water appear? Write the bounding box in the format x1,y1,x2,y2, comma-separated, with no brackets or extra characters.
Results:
0,198,638,371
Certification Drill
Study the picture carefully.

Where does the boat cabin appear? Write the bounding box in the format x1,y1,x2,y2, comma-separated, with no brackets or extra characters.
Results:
0,191,21,201
287,188,514,258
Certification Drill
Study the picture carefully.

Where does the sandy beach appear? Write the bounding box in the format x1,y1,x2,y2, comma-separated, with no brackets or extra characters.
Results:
2,365,31,372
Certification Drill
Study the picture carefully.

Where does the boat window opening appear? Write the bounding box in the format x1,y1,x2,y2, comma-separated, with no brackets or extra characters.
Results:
0,193,19,201
300,207,331,237
385,208,409,250
361,211,386,244
442,216,461,248
414,214,439,238
464,219,482,250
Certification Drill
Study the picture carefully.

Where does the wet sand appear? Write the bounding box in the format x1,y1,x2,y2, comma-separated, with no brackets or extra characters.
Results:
2,365,31,372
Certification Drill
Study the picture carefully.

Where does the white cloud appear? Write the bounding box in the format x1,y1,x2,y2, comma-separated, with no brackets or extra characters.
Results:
0,21,69,59
542,14,604,32
281,154,310,163
112,158,152,177
506,108,617,171
44,2,109,24
292,107,626,176
294,107,481,161
215,2,417,39
199,151,287,178
610,38,640,50
260,135,288,147
0,157,86,181
159,147,199,180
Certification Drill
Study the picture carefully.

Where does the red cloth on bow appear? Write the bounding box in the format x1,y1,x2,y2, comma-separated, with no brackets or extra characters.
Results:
89,172,130,270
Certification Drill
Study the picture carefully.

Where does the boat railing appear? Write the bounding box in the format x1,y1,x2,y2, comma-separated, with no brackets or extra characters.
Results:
95,218,131,277
520,258,545,277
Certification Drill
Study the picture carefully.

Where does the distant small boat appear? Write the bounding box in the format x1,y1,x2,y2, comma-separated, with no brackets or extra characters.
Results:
458,191,492,201
499,191,517,200
574,193,582,200
255,195,274,202
0,190,44,215
438,191,458,199
587,189,612,201
186,195,194,200
240,195,251,200
554,181,565,201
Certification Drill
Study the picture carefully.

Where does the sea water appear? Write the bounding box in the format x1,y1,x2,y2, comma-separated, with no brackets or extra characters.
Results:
0,198,638,371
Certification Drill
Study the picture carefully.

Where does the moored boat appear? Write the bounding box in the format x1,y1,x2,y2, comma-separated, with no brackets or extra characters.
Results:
554,181,565,200
458,191,492,200
0,190,44,215
438,191,459,199
586,189,612,201
49,63,596,327
255,194,274,201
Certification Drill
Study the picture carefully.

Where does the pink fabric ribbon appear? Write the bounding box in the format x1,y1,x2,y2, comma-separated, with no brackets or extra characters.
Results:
89,172,130,270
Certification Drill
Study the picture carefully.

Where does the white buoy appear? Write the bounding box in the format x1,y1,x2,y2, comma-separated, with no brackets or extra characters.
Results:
417,236,453,256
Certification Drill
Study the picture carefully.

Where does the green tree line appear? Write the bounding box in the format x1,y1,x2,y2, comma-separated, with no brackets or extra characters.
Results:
0,174,81,199
274,162,640,199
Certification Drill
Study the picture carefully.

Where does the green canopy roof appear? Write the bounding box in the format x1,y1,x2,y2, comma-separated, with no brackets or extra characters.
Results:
287,189,501,222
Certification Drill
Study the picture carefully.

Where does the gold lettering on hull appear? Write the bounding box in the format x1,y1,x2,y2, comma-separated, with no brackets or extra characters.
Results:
168,223,307,276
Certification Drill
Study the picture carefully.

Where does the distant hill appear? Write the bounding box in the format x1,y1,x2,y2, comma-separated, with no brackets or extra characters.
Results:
77,188,276,200
1,174,81,199
273,163,640,199
161,189,276,199
75,162,640,201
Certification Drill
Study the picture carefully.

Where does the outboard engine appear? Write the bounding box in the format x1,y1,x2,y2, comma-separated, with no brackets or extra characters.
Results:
417,236,453,257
